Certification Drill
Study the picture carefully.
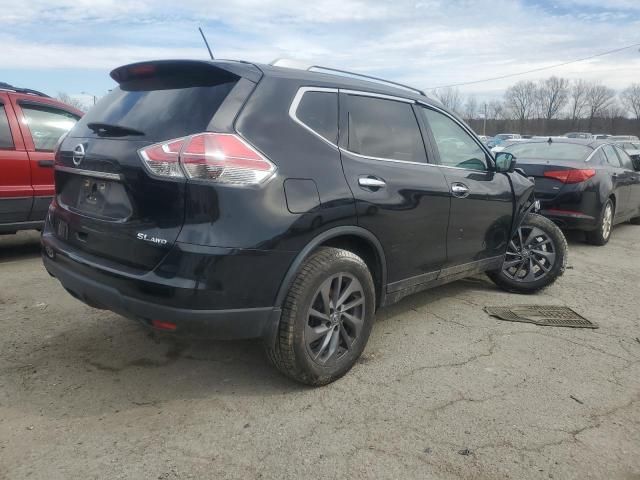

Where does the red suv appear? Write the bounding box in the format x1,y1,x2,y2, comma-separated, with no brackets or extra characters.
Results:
0,83,83,234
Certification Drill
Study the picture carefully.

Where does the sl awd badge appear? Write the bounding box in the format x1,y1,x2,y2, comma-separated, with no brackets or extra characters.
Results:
137,233,168,245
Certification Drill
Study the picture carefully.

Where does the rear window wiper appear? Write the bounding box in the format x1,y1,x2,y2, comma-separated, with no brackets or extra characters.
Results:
87,122,145,137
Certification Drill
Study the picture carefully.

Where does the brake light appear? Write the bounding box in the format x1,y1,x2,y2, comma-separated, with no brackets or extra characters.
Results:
138,133,275,185
139,137,185,178
544,169,596,184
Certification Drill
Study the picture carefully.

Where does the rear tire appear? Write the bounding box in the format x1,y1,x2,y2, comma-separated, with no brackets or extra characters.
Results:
586,199,614,246
266,247,376,386
630,216,640,225
487,213,567,294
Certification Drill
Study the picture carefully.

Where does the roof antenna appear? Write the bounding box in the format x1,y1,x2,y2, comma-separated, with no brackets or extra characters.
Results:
198,27,214,60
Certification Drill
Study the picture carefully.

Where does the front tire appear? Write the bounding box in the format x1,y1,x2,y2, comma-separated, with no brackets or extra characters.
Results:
586,199,614,246
487,213,568,294
266,247,376,386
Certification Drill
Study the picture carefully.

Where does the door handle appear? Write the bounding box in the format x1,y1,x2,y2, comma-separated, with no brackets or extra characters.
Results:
358,176,386,189
451,182,470,198
38,160,54,168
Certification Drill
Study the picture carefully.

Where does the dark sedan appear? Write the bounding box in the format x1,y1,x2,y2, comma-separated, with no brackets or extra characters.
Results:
503,139,640,245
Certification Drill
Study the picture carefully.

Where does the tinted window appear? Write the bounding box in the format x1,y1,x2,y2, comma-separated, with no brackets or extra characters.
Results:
346,95,426,163
602,145,622,167
421,107,487,171
590,148,606,165
73,79,237,141
614,147,634,170
296,91,338,144
0,104,13,149
20,104,79,151
505,142,592,161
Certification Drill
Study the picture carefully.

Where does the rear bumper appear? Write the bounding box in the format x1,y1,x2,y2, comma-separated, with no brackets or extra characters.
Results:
537,186,601,231
540,209,598,231
42,252,281,339
40,219,294,339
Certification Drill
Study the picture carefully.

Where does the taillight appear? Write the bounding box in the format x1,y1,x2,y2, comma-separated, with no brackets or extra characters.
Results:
544,169,596,184
138,133,275,185
139,137,185,178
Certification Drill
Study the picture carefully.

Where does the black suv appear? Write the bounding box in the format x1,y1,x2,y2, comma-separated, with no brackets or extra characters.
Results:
42,60,567,385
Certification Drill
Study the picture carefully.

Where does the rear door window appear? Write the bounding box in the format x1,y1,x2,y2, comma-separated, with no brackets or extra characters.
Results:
420,107,488,171
603,145,622,167
0,104,13,149
345,94,427,163
295,91,338,144
20,103,79,151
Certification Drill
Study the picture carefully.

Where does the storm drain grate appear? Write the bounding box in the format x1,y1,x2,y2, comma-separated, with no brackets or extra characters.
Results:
484,306,598,329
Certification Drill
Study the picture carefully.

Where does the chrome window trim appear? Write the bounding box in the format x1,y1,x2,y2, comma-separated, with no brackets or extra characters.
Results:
55,165,123,181
338,147,434,167
289,86,488,172
340,89,415,104
288,87,340,150
585,145,603,163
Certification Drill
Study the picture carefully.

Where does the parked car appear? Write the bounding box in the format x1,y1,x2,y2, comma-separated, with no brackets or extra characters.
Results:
609,135,639,142
0,83,82,234
41,59,567,385
487,133,521,148
564,132,593,139
502,138,640,245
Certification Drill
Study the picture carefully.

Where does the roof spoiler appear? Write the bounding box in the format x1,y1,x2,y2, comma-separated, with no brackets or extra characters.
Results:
110,60,262,84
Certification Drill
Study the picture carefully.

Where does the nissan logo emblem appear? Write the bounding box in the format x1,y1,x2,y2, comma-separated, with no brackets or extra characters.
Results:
72,144,86,166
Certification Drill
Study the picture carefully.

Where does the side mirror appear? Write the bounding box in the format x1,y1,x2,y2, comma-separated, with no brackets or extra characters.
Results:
495,152,516,173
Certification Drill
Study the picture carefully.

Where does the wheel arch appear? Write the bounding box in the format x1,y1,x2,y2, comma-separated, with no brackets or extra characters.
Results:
274,226,387,310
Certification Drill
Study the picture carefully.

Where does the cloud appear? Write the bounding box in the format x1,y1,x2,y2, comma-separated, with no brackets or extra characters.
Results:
1,0,639,96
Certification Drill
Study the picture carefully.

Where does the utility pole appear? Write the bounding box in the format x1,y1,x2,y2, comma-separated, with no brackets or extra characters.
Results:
483,103,488,136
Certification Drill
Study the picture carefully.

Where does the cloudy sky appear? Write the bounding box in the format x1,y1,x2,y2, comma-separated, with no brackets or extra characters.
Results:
1,0,639,107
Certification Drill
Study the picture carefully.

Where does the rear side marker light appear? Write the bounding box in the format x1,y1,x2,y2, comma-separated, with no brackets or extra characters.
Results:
152,320,177,331
138,133,275,185
544,169,596,184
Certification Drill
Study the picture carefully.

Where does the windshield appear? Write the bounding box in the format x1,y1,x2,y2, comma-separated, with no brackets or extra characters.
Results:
496,134,513,140
504,142,592,161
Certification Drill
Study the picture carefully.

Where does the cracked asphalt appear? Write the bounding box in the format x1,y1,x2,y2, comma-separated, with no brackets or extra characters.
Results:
1,227,639,480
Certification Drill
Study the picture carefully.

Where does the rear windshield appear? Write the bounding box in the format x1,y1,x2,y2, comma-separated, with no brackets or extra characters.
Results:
71,76,237,141
504,142,592,161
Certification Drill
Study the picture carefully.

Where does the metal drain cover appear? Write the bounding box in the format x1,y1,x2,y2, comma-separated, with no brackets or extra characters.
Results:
484,305,598,328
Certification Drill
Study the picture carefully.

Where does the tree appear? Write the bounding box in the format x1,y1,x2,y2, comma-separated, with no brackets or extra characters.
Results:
487,100,506,120
568,79,589,127
537,76,569,126
433,87,463,115
463,95,478,122
620,84,640,120
504,80,537,133
585,82,615,132
56,92,87,112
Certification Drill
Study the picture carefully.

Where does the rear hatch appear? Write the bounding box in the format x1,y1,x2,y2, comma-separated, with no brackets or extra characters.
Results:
54,61,248,270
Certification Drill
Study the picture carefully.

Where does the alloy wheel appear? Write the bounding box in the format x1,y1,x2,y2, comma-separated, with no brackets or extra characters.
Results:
305,273,365,365
502,225,557,283
602,203,613,240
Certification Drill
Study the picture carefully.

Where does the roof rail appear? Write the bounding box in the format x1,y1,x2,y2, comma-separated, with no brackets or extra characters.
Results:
307,65,425,97
268,59,425,97
0,82,50,98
